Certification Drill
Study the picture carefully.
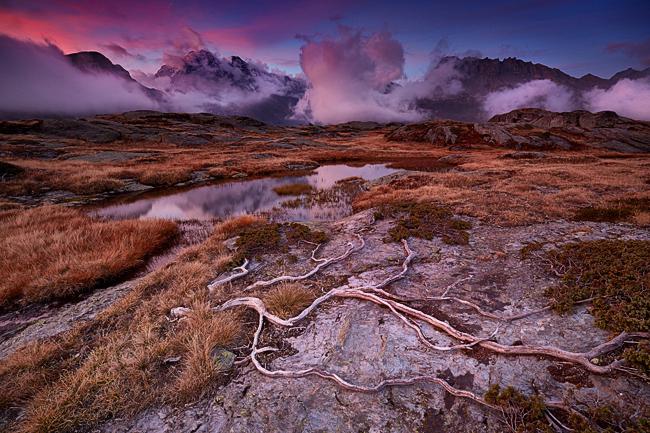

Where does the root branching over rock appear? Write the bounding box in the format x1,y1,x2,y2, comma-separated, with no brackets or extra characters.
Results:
243,234,364,291
206,234,649,429
208,258,250,292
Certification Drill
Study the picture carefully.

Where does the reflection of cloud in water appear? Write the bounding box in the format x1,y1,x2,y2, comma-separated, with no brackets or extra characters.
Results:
97,164,398,221
306,164,398,189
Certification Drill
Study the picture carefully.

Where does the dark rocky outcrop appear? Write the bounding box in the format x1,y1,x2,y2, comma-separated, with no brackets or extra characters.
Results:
0,112,272,145
387,108,650,152
0,161,24,180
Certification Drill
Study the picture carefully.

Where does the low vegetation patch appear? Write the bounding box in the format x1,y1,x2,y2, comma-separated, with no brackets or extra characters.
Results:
375,201,471,245
484,385,551,433
485,384,649,433
519,241,545,259
545,240,650,332
229,221,329,264
273,183,314,196
234,221,282,259
574,197,650,225
386,157,457,172
0,206,177,309
284,223,329,244
623,341,650,375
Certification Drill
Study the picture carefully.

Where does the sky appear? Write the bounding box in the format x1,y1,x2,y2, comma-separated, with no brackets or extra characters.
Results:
0,0,649,79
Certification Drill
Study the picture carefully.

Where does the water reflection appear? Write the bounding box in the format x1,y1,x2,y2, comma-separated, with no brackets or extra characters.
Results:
96,164,398,222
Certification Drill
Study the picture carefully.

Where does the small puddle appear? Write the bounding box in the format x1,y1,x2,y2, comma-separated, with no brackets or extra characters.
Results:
95,164,399,222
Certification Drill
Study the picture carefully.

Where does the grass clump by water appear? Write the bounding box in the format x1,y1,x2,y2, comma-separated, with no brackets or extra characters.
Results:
375,201,471,245
545,240,650,332
137,169,192,187
273,183,313,196
0,206,178,309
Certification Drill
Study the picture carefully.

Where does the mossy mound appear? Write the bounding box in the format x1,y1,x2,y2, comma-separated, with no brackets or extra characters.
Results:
231,221,329,263
375,202,471,245
484,385,552,433
284,223,329,244
485,384,650,433
574,197,650,223
545,240,650,332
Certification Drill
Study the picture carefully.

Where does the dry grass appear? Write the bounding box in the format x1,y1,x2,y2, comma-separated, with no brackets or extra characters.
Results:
264,283,316,319
272,183,314,195
355,152,650,226
0,206,177,308
212,214,264,238
0,215,260,433
137,168,193,186
170,304,241,403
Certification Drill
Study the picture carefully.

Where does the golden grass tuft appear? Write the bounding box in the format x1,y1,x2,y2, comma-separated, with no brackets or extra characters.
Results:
170,303,242,403
264,283,316,319
137,168,192,186
0,206,178,308
212,214,264,239
272,183,314,196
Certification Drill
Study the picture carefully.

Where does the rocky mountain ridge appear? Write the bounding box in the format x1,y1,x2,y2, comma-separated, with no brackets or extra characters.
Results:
415,56,650,121
387,108,650,152
50,50,650,124
65,51,166,102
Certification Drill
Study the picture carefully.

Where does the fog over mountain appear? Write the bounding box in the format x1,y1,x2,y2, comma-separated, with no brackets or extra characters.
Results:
1,33,649,123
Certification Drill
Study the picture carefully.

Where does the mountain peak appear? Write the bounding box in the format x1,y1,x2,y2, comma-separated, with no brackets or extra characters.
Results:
67,51,132,81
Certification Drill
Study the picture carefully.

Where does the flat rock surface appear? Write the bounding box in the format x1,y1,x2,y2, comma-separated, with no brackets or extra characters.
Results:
98,212,650,433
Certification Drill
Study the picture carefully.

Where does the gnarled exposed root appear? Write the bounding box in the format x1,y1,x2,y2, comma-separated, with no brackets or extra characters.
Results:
243,234,365,291
210,234,648,430
247,313,493,408
208,258,250,292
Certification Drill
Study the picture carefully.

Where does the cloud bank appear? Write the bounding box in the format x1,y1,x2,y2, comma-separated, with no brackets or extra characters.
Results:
0,35,156,117
482,79,575,117
293,29,471,124
584,78,650,120
293,28,424,124
133,49,304,123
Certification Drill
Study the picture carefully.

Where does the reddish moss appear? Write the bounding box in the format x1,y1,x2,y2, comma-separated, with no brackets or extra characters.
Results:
284,223,329,244
377,202,471,245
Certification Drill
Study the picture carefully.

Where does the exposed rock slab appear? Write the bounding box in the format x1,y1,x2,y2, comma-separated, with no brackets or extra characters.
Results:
99,212,650,432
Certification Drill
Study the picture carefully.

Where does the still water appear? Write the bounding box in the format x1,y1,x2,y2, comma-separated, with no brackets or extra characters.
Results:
96,164,398,222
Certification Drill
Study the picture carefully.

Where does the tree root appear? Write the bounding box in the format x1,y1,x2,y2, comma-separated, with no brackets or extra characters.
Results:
243,234,364,291
208,258,250,292
207,233,648,430
247,313,493,408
